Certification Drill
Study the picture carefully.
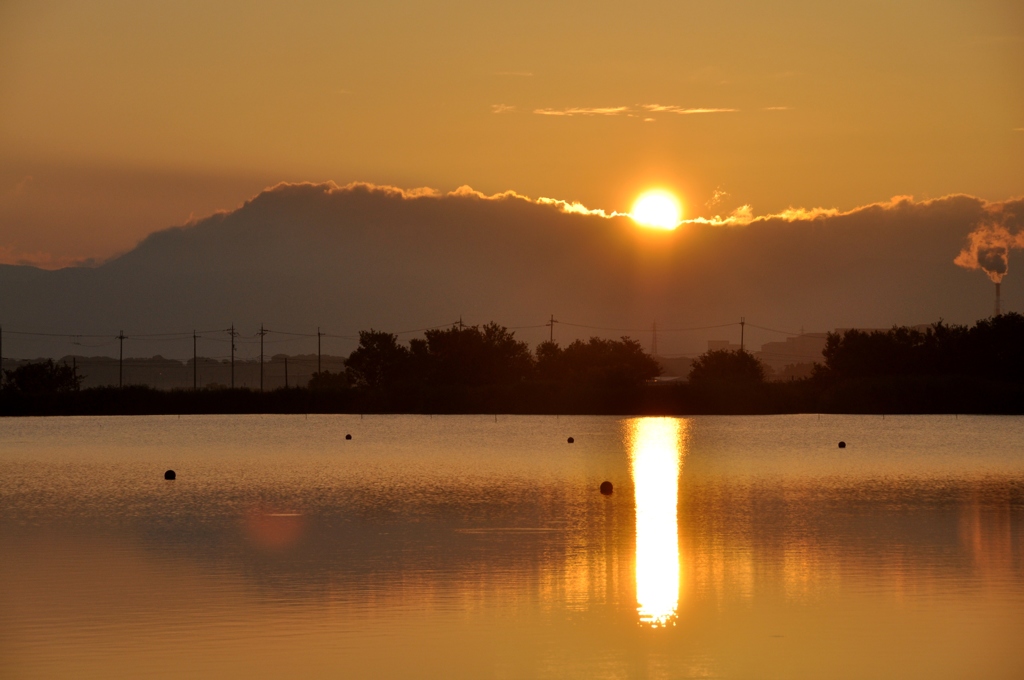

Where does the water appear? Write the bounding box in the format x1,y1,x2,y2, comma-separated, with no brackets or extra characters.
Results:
1,414,1022,679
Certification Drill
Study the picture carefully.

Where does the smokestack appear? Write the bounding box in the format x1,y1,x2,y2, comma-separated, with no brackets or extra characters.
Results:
995,282,1001,317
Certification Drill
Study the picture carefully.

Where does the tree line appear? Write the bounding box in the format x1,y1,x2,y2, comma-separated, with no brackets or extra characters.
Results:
309,323,660,412
4,315,1024,415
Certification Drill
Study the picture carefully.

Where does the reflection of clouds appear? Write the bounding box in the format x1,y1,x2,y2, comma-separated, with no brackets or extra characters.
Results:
959,486,1015,580
629,417,685,627
245,506,306,551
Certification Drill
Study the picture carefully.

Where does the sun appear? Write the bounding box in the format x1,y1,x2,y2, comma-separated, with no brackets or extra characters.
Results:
631,190,682,230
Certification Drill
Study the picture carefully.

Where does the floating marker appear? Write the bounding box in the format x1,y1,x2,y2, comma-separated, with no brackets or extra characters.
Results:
838,441,846,449
567,437,574,444
345,434,352,440
600,481,613,495
164,470,176,480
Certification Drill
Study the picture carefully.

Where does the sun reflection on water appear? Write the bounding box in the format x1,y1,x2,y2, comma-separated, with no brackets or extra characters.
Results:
629,417,685,627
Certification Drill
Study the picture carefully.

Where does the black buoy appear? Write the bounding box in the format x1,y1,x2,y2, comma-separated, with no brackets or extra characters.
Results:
838,441,846,449
164,469,176,480
599,481,613,495
567,437,574,444
345,434,352,440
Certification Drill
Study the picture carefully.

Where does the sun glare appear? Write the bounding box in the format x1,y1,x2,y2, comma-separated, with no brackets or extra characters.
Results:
629,417,685,627
631,190,682,230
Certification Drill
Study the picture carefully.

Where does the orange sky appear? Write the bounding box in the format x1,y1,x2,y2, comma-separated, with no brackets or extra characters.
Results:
1,0,1022,266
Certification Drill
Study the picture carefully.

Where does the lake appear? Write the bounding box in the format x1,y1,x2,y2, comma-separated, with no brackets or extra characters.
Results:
1,414,1022,679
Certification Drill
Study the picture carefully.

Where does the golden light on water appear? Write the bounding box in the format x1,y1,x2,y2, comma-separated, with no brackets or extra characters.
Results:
630,190,682,230
629,417,685,626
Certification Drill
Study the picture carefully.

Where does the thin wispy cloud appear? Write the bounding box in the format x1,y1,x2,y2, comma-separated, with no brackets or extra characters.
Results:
491,104,516,114
533,104,738,118
642,104,738,115
707,187,729,208
1014,127,1024,132
534,107,630,116
680,196,952,228
764,106,790,111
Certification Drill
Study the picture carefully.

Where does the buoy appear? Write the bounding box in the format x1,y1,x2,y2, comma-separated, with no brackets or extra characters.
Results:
567,437,574,444
164,470,176,480
345,434,352,440
838,441,846,449
600,481,613,495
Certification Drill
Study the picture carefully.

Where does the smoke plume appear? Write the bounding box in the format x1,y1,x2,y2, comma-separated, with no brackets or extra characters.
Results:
954,222,1024,283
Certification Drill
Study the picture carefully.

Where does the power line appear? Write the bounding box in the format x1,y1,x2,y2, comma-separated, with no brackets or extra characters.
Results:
559,321,739,333
745,323,804,336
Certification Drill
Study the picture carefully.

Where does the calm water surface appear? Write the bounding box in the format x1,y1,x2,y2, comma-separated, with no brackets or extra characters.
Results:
1,414,1022,679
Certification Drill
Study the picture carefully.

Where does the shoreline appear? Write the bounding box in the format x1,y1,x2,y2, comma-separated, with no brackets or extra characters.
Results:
3,378,1023,417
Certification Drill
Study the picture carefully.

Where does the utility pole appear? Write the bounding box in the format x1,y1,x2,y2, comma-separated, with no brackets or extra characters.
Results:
229,324,237,389
458,316,464,330
740,317,746,352
72,357,78,391
652,321,658,356
259,324,266,393
193,330,198,391
284,357,289,389
317,327,322,375
547,314,558,343
118,330,126,388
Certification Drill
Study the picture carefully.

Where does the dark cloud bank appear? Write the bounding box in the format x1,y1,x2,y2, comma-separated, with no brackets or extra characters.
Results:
1,182,1021,358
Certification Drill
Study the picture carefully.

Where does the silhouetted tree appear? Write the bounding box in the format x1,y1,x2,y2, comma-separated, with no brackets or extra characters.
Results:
821,327,925,378
3,360,81,395
688,349,766,387
308,370,349,391
536,337,661,388
419,323,532,387
963,313,1024,380
344,330,410,391
819,314,1024,382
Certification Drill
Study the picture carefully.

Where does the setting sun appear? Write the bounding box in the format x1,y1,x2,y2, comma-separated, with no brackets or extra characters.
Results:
631,190,682,230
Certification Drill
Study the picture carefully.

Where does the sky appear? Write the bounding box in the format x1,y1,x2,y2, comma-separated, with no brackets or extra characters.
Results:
1,0,1022,267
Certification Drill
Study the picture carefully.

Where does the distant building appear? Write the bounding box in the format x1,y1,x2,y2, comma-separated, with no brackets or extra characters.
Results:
754,333,828,374
655,355,693,380
707,340,741,352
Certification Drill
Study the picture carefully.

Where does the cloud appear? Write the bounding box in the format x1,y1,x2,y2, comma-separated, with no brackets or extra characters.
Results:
764,106,790,111
4,182,1023,351
0,244,95,269
707,188,729,208
533,107,630,116
491,104,515,114
642,105,738,115
681,196,932,228
532,104,739,118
